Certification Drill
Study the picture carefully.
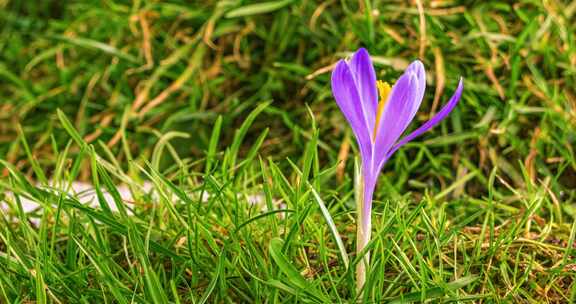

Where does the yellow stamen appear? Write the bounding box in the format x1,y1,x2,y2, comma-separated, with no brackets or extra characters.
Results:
373,80,392,140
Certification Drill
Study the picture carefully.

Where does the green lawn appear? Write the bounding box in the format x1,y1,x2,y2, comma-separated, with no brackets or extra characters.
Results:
0,0,575,302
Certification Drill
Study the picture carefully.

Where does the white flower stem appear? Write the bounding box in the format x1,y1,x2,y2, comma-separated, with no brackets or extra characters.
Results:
355,162,371,297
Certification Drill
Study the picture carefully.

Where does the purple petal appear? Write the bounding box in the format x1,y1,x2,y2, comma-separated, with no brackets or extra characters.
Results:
372,66,425,172
405,60,426,112
331,60,373,164
348,48,378,135
386,78,464,159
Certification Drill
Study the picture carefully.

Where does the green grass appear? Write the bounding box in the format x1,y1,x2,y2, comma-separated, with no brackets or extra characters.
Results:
1,0,575,302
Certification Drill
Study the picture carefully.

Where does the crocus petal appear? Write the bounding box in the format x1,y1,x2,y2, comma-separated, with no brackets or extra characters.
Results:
331,60,373,164
385,78,464,160
372,69,423,172
348,48,378,135
405,60,426,113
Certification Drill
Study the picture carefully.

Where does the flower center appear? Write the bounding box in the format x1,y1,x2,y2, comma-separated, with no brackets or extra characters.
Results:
373,80,391,140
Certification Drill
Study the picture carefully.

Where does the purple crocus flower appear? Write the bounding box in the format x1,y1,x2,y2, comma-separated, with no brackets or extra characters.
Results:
331,48,463,292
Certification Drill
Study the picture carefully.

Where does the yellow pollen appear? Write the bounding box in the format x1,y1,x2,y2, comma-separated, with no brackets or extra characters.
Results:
373,80,392,140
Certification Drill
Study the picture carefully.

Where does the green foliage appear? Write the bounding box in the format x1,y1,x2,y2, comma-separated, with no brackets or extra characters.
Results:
0,0,575,302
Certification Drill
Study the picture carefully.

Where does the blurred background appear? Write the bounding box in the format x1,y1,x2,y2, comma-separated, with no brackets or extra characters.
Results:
0,0,574,198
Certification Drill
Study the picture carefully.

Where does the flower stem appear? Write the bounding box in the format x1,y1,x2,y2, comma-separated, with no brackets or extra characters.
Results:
355,165,372,297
